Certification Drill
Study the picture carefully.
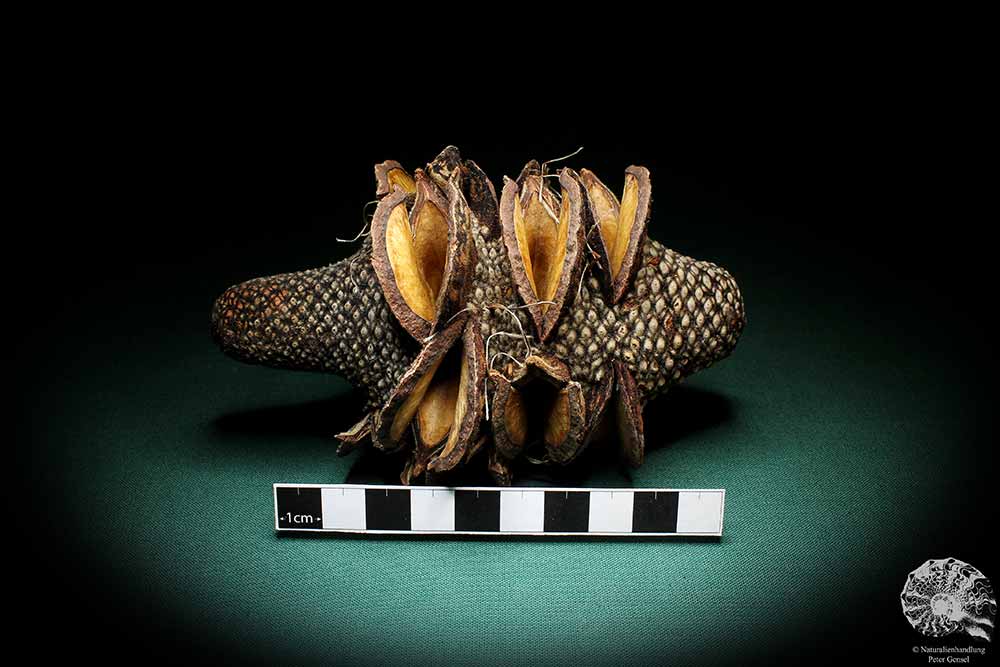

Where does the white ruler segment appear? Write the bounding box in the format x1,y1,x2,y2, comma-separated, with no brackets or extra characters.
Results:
274,484,725,537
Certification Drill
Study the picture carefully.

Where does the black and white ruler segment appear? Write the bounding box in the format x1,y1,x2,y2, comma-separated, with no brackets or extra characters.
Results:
274,484,725,537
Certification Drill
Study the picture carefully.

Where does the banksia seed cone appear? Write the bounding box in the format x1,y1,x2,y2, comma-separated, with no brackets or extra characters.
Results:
211,146,746,485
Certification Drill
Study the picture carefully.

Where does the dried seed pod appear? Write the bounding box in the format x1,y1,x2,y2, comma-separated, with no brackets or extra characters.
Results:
370,169,475,339
580,166,652,304
580,372,615,451
334,412,373,456
460,159,500,239
372,314,468,452
614,361,645,467
427,147,499,237
372,313,486,483
426,145,462,191
400,452,420,485
435,172,477,332
488,370,525,460
524,351,571,384
489,352,587,465
487,446,513,486
462,434,488,465
500,164,587,341
427,318,486,473
543,381,587,465
374,160,416,197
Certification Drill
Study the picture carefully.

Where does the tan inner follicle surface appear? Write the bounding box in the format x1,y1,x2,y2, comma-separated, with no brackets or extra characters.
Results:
389,344,469,450
415,350,460,446
493,351,580,460
434,345,471,461
385,168,416,194
511,177,569,314
543,389,571,446
389,353,445,443
384,183,449,322
613,175,641,276
583,170,641,280
498,380,575,457
502,386,527,446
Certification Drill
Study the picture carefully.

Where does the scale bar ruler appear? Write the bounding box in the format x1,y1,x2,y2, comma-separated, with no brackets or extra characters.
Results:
274,484,725,537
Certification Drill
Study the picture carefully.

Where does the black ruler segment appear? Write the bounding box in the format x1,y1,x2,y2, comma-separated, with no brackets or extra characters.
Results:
365,488,411,530
543,491,591,532
632,491,680,533
275,486,323,530
455,490,501,532
274,485,724,537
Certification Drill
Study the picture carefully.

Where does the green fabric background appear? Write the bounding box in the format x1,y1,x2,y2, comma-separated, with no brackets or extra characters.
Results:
24,218,994,665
